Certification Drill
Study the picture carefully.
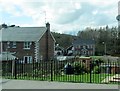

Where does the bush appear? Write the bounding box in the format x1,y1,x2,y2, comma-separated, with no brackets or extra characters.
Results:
73,62,86,75
92,66,101,74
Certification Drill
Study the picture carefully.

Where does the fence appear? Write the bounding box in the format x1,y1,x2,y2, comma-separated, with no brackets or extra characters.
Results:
2,58,120,84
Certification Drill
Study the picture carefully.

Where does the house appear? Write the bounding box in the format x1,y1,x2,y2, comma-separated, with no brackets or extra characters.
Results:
0,23,55,63
72,39,95,56
66,45,74,56
54,44,64,56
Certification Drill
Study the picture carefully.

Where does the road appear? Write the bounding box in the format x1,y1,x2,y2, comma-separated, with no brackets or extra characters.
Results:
1,79,119,89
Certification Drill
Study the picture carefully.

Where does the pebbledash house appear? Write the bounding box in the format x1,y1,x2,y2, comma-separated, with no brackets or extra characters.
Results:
0,23,56,63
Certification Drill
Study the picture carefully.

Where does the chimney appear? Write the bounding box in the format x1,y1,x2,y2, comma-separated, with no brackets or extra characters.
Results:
45,22,50,61
46,22,50,31
2,23,7,28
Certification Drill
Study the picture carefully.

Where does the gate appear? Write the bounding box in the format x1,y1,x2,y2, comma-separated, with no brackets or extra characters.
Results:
2,59,120,84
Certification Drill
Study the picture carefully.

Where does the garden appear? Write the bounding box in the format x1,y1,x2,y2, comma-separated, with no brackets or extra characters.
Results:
2,57,119,84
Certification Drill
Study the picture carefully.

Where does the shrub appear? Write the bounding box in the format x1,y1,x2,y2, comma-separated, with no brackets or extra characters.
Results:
73,62,86,75
92,66,101,74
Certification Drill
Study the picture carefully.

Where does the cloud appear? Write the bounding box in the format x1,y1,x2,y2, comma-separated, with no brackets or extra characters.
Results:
0,0,119,34
54,8,82,24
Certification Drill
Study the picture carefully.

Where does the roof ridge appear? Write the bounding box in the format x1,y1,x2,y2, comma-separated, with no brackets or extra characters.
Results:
6,27,46,28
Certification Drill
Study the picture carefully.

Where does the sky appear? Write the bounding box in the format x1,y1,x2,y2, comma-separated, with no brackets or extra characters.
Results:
0,0,119,35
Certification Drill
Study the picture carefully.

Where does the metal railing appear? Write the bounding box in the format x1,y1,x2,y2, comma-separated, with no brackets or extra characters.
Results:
2,59,120,84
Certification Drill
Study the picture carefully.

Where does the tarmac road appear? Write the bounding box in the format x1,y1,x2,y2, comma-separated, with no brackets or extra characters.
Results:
1,79,119,89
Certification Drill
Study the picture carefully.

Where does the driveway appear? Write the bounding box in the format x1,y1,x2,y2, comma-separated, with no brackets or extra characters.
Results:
1,79,119,89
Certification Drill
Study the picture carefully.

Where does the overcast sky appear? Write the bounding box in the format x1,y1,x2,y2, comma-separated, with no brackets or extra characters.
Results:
0,0,119,35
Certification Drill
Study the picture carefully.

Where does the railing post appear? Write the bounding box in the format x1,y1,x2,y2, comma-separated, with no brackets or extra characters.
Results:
14,58,17,79
51,59,53,81
90,61,92,83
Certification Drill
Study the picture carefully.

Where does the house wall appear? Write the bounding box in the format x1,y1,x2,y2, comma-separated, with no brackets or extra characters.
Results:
39,30,55,61
1,41,35,61
74,44,95,56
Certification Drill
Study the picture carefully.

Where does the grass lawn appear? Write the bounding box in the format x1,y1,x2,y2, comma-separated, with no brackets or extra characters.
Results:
2,73,115,84
90,56,103,59
53,73,114,83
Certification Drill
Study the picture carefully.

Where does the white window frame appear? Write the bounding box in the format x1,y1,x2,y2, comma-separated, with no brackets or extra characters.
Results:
24,56,32,63
24,42,31,49
87,45,89,49
12,42,16,48
83,45,86,49
7,41,10,48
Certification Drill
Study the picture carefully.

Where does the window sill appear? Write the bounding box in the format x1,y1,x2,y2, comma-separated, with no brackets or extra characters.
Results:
23,48,30,50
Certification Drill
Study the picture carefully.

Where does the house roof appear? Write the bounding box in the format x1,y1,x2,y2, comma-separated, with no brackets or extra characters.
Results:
55,46,64,51
73,39,95,45
0,52,16,61
0,27,47,41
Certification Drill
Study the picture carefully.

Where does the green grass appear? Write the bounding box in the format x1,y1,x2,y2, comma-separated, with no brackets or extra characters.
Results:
90,56,103,59
2,73,115,84
52,73,114,83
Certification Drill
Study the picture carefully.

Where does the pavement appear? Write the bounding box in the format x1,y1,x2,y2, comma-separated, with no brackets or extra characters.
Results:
0,79,119,89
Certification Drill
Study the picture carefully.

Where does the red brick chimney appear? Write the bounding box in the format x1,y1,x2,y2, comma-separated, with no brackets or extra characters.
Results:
46,22,50,32
45,22,50,61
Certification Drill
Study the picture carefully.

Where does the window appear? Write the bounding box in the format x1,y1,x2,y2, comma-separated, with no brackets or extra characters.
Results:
83,45,86,49
7,42,17,48
7,41,10,48
12,42,16,48
24,56,32,63
24,42,31,49
91,45,93,48
87,45,89,48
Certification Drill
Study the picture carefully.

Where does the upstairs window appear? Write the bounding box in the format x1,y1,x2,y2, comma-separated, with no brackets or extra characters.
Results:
12,42,16,48
83,45,86,49
24,42,31,49
87,45,89,48
7,41,10,48
6,41,17,48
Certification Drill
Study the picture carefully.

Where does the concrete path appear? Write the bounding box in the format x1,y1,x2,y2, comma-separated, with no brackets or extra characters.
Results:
1,79,119,89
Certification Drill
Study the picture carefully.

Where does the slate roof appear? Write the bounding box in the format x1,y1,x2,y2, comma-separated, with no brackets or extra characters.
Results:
73,39,95,45
0,27,47,41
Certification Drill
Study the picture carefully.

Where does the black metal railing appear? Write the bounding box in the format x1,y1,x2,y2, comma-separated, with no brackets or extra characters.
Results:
2,59,120,84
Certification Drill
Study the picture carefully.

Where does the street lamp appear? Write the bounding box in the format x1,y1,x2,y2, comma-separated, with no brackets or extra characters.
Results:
102,42,106,56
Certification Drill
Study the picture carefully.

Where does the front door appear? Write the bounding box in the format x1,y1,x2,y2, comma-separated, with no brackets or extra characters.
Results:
24,56,32,63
